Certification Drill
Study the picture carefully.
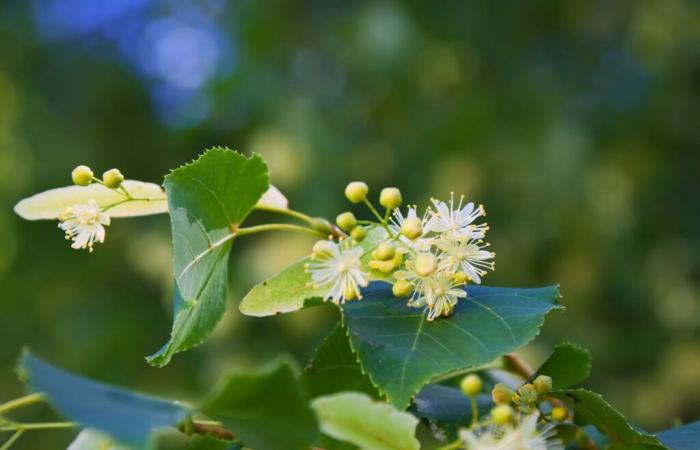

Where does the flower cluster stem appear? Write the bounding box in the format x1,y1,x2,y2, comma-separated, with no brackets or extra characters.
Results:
0,394,45,416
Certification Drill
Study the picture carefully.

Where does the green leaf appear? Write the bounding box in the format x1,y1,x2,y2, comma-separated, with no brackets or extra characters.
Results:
412,385,492,427
551,389,666,449
239,227,387,317
304,324,379,399
656,420,700,450
532,342,591,390
67,429,131,450
311,392,420,450
19,352,189,449
200,359,318,450
342,283,562,409
147,148,269,366
14,180,168,219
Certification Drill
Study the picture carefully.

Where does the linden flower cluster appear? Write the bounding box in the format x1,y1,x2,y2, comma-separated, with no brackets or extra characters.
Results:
305,181,495,321
58,165,126,252
456,374,567,450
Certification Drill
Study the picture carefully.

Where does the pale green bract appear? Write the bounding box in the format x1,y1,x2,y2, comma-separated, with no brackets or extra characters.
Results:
311,392,420,450
14,181,287,220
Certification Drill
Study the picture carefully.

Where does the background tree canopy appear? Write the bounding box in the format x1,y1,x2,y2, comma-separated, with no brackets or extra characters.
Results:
0,1,698,448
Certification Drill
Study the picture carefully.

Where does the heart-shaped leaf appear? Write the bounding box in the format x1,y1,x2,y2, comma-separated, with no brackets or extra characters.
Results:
311,392,420,450
532,342,591,390
19,352,189,449
200,359,318,450
342,283,562,409
551,389,666,449
147,148,269,366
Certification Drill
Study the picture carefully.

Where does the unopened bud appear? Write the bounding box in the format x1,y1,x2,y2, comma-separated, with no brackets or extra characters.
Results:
345,181,369,203
392,279,412,297
491,405,513,425
350,226,367,242
343,284,358,301
491,383,515,405
312,240,335,259
551,406,568,422
71,165,93,186
336,212,357,232
369,259,396,273
460,374,483,397
379,187,402,210
453,271,471,284
102,168,124,189
311,218,333,235
414,252,437,277
400,217,422,240
373,242,395,261
533,375,552,395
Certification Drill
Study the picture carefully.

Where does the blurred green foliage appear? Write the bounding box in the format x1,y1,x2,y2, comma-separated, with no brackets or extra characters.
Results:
0,1,698,448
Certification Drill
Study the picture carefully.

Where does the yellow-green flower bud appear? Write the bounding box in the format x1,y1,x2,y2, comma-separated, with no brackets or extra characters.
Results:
372,242,395,261
400,217,422,240
533,375,552,395
379,187,402,210
491,383,515,405
345,181,369,203
312,240,335,259
460,374,482,397
414,252,437,277
491,405,513,425
71,165,94,186
392,279,412,297
102,168,125,189
311,217,333,235
369,259,396,273
343,284,358,301
336,212,357,232
551,406,568,422
453,271,471,284
350,226,367,242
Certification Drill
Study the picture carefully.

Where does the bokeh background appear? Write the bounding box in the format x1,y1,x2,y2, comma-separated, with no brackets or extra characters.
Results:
1,1,699,448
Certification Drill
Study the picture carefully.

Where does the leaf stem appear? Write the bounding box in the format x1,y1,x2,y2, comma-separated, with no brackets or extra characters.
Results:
470,397,479,429
363,199,394,238
0,422,76,432
0,394,45,416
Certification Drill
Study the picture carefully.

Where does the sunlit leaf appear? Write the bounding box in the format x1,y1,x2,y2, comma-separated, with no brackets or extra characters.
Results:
532,342,591,390
255,185,288,210
19,352,189,450
552,389,666,449
342,283,562,409
200,359,318,450
14,180,168,220
311,392,420,450
147,148,269,366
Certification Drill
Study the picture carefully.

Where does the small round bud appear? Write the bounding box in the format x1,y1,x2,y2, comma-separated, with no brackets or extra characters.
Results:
373,242,395,261
345,181,369,203
491,383,515,405
312,240,335,259
533,375,552,395
102,168,125,189
335,212,357,232
551,406,569,422
453,271,471,284
400,217,422,240
311,218,333,235
491,405,513,425
460,374,483,397
414,252,437,277
379,187,402,210
392,279,412,297
350,226,367,242
369,259,396,273
71,165,94,186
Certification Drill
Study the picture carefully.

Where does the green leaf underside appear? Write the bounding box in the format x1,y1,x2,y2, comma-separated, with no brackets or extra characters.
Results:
342,283,562,409
147,149,269,366
413,385,492,426
239,227,389,317
14,180,168,219
304,324,380,399
311,392,420,450
552,389,667,449
200,360,318,450
656,420,700,450
19,353,189,449
533,342,592,390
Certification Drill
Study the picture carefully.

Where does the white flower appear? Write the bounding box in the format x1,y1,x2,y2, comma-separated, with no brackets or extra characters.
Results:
459,413,563,450
306,240,368,304
389,205,432,251
437,238,495,284
411,274,466,321
427,193,488,240
58,200,111,252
